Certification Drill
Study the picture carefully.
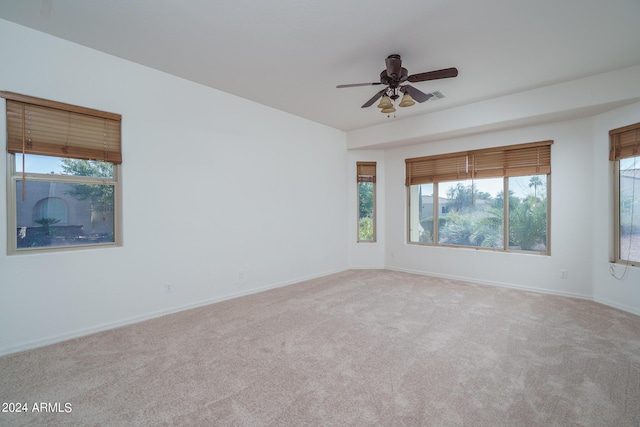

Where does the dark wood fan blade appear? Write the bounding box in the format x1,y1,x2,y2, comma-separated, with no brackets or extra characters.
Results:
402,85,433,103
407,67,458,83
361,88,388,108
385,54,402,78
336,82,383,88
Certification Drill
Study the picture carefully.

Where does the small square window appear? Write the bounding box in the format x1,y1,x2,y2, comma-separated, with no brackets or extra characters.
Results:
2,92,122,254
10,155,120,252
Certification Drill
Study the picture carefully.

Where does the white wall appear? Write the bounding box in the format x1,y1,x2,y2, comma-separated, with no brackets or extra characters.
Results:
383,118,599,300
346,64,640,150
0,20,349,355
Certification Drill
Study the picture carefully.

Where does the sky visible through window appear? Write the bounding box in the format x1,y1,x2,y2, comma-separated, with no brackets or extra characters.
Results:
15,154,66,174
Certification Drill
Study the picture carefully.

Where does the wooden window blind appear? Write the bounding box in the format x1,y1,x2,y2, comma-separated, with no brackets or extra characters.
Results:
405,152,469,185
610,122,640,161
357,162,376,183
405,140,552,186
1,91,122,164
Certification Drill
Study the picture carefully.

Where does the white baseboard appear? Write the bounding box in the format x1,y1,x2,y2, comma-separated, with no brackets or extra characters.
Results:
385,266,593,301
0,267,349,357
593,296,640,317
348,265,386,270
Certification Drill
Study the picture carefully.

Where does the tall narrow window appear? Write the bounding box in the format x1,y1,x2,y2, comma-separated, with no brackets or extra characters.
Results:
610,123,640,266
2,91,122,254
406,141,551,254
357,162,376,242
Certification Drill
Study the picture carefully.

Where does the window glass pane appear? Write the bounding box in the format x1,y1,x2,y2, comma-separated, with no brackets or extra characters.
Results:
409,183,434,243
438,178,504,248
35,197,68,224
508,175,547,252
16,180,115,249
16,154,114,179
619,156,640,263
358,181,375,241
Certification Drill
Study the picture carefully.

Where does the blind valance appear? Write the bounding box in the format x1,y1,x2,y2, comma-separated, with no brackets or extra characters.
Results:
1,91,122,164
405,140,552,186
610,122,640,161
357,161,376,183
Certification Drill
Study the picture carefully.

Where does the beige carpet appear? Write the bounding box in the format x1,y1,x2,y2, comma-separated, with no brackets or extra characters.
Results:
1,269,640,426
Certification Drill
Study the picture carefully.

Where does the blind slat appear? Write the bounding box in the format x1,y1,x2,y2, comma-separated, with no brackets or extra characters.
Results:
405,153,469,185
2,92,122,164
357,162,377,183
610,123,640,161
406,140,552,186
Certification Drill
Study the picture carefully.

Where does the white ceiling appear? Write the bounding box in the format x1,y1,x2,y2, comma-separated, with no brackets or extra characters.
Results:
1,0,640,132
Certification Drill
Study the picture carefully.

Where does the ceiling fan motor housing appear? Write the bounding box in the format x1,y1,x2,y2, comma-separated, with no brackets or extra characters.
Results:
379,68,408,88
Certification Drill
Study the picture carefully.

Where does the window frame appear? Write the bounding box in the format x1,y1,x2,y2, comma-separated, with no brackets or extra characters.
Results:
7,153,122,254
357,161,376,243
611,122,640,267
2,91,123,255
405,141,552,255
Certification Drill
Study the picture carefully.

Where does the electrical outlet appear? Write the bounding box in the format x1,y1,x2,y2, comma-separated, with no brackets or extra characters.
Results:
239,271,245,280
560,270,568,279
165,284,172,293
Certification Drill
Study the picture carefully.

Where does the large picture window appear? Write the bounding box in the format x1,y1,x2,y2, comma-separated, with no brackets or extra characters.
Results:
406,141,551,254
610,123,640,266
2,91,122,254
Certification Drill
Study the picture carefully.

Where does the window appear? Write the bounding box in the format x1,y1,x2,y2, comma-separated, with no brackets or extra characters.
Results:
2,91,122,253
406,141,552,254
610,123,640,266
357,162,376,242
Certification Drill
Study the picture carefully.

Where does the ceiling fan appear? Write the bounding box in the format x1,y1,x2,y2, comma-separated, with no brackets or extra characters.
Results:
336,54,458,113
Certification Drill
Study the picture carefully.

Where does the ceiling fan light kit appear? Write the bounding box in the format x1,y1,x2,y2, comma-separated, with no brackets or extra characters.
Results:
398,92,415,108
337,54,458,116
376,95,393,109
